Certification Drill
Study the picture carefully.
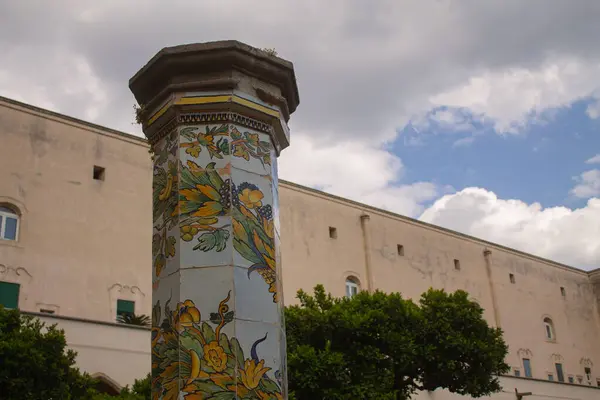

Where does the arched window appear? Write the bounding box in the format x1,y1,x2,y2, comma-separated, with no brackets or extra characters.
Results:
0,205,19,241
543,317,555,341
345,277,360,298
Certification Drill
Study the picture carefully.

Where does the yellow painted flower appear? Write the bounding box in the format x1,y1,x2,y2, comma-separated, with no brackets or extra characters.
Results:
240,358,271,390
238,188,264,209
203,341,228,372
173,300,201,331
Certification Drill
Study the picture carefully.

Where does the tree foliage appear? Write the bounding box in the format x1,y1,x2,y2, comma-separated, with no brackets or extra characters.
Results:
93,374,151,400
285,285,509,400
0,305,98,400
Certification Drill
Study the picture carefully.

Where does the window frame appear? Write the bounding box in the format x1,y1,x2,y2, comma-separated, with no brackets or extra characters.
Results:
116,299,135,320
0,281,20,309
522,358,533,378
543,317,556,341
0,206,19,241
555,363,565,382
345,277,360,298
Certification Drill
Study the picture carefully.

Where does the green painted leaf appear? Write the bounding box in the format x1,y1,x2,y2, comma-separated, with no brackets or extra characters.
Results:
201,322,216,343
259,140,272,151
180,127,197,141
186,380,223,394
193,229,230,252
165,236,176,257
231,127,242,140
215,124,228,135
209,390,237,399
223,311,234,324
230,338,245,368
233,237,262,265
152,233,161,256
217,137,230,155
259,376,282,394
209,312,221,325
180,332,203,356
219,332,232,354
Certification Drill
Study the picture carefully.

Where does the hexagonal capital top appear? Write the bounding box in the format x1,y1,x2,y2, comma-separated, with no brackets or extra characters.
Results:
129,40,300,119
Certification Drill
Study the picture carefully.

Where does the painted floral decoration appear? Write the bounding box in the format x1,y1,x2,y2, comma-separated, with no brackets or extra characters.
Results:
151,294,282,400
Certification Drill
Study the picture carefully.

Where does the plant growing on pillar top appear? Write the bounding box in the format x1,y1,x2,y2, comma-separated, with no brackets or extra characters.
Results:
151,294,283,400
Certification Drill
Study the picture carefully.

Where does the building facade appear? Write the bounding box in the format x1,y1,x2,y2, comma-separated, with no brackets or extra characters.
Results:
1,95,599,399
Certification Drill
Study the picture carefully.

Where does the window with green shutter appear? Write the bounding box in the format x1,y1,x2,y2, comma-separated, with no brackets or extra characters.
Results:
116,299,135,319
0,281,20,309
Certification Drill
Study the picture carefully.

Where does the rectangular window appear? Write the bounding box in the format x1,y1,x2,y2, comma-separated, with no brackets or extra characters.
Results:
596,379,600,387
548,374,554,381
509,273,515,284
523,358,532,378
329,227,337,239
93,165,106,181
397,244,404,256
568,376,574,384
454,259,461,270
116,299,135,320
585,367,591,382
560,287,566,296
0,281,20,309
555,363,564,382
577,375,583,384
514,368,521,377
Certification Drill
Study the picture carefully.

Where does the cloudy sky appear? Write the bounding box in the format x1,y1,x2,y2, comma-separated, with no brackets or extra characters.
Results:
1,0,599,269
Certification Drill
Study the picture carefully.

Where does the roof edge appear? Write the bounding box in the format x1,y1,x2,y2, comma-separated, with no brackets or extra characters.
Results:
0,95,147,145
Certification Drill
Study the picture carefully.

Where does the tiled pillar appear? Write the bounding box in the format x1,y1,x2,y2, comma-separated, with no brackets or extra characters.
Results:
129,41,299,400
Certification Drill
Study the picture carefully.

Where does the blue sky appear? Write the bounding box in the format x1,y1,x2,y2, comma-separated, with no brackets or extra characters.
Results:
396,97,600,209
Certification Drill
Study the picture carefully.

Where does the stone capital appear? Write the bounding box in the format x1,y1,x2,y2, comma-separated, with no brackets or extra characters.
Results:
129,40,299,154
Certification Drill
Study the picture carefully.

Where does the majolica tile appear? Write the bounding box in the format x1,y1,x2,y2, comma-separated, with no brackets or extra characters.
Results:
180,216,233,269
233,319,283,397
178,124,231,171
278,327,288,396
234,266,280,325
231,167,275,269
152,222,180,283
179,266,235,324
230,124,273,175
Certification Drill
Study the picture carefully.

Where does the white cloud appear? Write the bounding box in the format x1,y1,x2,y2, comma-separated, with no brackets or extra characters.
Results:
570,169,600,199
430,60,600,134
420,188,600,269
0,46,108,123
586,99,600,119
452,136,476,148
586,154,600,164
279,134,439,217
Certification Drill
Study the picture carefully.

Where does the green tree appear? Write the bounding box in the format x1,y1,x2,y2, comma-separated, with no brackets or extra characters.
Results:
93,374,150,400
0,305,98,400
285,286,509,400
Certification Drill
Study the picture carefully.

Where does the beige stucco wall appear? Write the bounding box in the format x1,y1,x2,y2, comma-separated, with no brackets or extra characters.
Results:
1,96,600,397
32,313,150,388
0,99,152,322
